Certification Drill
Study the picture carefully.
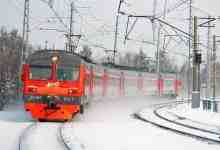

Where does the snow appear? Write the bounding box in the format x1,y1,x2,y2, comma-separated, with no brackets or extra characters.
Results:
0,101,32,150
161,103,220,132
0,101,67,150
139,106,220,142
62,96,220,150
21,123,64,150
0,94,220,149
169,103,220,126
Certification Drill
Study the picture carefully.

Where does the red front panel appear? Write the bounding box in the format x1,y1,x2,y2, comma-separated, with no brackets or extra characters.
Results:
25,102,80,121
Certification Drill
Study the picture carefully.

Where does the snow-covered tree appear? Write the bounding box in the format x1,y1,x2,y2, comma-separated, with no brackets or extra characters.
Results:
0,27,32,109
80,45,92,61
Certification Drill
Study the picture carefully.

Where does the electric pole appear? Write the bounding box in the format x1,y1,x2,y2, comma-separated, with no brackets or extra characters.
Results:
213,35,216,100
206,16,211,98
156,0,167,96
22,0,30,61
156,23,161,96
113,0,124,64
192,16,202,108
188,0,192,100
113,14,119,64
152,0,158,43
45,40,48,50
69,2,74,53
192,16,198,93
18,0,30,99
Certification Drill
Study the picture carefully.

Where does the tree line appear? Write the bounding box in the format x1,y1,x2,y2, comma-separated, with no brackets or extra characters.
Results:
0,27,24,109
117,49,178,73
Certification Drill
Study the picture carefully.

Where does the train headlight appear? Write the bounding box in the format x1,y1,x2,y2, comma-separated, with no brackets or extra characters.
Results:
47,96,52,99
51,55,59,63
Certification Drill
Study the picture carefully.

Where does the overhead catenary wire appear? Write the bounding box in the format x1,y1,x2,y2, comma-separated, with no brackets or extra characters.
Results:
156,0,190,18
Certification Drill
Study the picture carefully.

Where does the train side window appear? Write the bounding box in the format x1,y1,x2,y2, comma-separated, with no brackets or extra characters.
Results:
57,67,79,81
72,67,79,80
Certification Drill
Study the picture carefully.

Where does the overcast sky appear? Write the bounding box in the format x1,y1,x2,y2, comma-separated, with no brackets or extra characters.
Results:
1,0,220,65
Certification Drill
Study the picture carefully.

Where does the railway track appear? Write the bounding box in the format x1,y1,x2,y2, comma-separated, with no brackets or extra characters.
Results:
18,123,37,150
154,107,220,136
59,123,72,150
18,122,71,150
134,101,220,144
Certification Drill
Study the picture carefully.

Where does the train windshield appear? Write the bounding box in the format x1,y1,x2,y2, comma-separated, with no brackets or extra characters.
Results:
29,65,51,80
57,66,79,81
29,65,79,81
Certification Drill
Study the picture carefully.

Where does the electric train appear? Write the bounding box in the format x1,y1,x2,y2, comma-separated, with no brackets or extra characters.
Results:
21,50,88,121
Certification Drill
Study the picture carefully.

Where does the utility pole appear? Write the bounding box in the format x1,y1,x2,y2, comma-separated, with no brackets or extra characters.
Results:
163,0,168,19
113,0,124,64
192,16,202,108
18,0,30,99
194,16,216,99
45,40,48,50
188,0,192,100
155,0,167,96
156,0,167,96
192,16,198,93
69,2,74,53
206,16,211,98
113,14,119,64
152,0,158,43
22,0,30,61
156,23,161,96
213,35,216,100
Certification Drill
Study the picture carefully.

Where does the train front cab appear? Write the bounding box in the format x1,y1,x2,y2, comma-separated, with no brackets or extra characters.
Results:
22,56,86,122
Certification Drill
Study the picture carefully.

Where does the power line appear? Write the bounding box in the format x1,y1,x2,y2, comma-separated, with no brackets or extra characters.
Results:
40,0,69,30
156,0,190,18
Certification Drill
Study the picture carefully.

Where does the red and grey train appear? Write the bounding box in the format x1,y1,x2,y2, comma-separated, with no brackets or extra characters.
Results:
21,50,88,121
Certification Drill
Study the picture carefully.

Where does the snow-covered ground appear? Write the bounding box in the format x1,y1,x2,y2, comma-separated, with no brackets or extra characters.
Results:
169,103,220,126
62,96,220,150
0,101,32,150
164,103,220,131
21,123,64,150
0,102,67,150
138,102,220,143
1,96,220,150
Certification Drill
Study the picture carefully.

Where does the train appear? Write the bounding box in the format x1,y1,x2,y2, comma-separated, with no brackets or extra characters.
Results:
21,50,182,122
21,50,88,121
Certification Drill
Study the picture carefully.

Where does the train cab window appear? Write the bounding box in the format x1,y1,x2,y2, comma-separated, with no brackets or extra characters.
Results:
57,66,79,81
29,65,51,80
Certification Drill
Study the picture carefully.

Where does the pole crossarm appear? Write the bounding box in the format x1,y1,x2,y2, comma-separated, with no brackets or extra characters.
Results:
123,14,192,38
104,50,117,54
156,0,190,18
198,17,216,28
156,18,191,37
39,27,67,33
118,0,124,13
124,17,138,44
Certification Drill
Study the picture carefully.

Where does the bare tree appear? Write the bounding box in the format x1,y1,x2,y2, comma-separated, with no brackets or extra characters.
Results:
0,27,28,109
80,45,92,61
156,50,177,73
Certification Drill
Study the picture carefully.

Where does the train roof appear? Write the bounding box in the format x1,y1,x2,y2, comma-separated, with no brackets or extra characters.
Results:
26,50,82,68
